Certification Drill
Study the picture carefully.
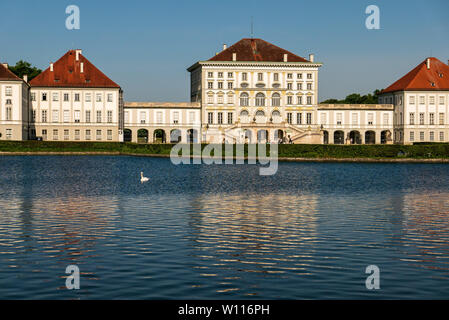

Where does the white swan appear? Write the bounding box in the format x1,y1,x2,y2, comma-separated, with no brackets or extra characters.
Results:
140,172,149,183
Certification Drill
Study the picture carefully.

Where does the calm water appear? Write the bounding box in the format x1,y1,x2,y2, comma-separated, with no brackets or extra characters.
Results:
1,156,449,299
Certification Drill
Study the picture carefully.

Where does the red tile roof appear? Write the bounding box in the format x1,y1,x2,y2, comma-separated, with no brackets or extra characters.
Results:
0,63,22,81
208,38,310,62
382,57,449,93
30,50,120,88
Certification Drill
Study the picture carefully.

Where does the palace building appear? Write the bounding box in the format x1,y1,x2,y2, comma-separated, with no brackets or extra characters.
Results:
1,38,448,145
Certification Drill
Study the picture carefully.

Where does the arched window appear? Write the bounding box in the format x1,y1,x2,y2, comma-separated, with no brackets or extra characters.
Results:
271,93,280,106
240,110,249,123
255,93,265,106
240,93,249,106
255,110,265,123
272,110,281,123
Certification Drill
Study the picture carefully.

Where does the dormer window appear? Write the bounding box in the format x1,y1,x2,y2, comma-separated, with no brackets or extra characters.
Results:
85,79,91,83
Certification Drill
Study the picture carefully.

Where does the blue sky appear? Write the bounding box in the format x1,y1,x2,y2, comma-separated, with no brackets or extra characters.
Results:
1,0,448,102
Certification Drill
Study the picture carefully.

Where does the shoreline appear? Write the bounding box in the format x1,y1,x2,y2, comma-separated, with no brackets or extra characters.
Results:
1,151,449,163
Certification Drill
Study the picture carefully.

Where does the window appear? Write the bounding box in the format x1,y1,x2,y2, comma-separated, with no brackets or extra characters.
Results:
367,113,373,125
272,93,280,106
240,93,249,106
255,93,265,106
352,113,358,125
96,110,102,123
336,113,342,125
409,113,415,125
107,130,112,140
86,130,91,140
227,94,234,104
307,83,312,90
258,73,263,81
217,95,224,104
218,82,223,89
31,92,36,101
53,129,58,140
86,110,91,123
320,113,327,125
74,110,80,123
419,96,425,104
5,86,12,96
307,73,312,79
107,110,113,123
6,129,12,139
430,131,435,141
107,93,113,102
287,96,293,105
42,129,47,140
410,131,414,142
42,93,47,101
6,107,12,120
42,110,47,123
52,93,59,101
242,73,247,81
208,82,213,89
439,96,445,105
439,113,445,125
228,72,233,78
218,72,223,78
429,96,435,104
96,130,102,140
189,112,195,124
287,83,292,90
208,112,213,124
440,132,445,141
297,96,302,105
419,113,424,125
96,94,102,102
420,131,424,141
409,96,415,104
227,82,233,89
85,93,91,102
125,111,129,124
32,110,36,122
297,73,302,79
429,113,435,125
307,96,312,105
227,112,233,124
157,111,163,124
306,113,312,125
74,93,80,102
273,73,279,81
64,129,69,140
75,130,80,140
297,113,302,125
207,72,213,78
52,110,59,122
173,111,179,124
63,110,70,122
297,83,302,90
287,113,292,124
64,93,69,102
217,112,223,124
383,113,389,125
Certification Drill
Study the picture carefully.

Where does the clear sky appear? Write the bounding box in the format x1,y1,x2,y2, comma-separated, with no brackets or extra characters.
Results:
1,0,448,102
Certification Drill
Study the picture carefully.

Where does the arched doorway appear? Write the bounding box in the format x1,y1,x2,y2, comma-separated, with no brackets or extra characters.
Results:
257,129,268,143
137,129,148,143
334,131,344,144
124,129,132,142
323,131,329,144
244,129,252,143
153,129,166,143
349,131,361,144
274,129,284,142
365,131,376,144
170,129,181,143
381,130,391,144
187,129,198,143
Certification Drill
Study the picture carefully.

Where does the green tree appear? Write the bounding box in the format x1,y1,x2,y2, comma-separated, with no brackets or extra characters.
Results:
8,60,41,81
320,89,383,104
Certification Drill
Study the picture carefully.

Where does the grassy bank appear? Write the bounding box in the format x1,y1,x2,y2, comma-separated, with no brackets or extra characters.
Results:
1,140,449,159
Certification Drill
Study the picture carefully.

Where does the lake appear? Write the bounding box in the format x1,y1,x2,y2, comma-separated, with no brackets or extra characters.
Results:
1,155,449,299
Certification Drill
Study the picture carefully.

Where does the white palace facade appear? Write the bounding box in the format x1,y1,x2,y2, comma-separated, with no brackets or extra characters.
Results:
1,38,448,145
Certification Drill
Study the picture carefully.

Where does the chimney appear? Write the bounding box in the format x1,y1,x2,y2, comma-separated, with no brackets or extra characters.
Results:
23,74,28,82
283,54,288,62
426,58,430,69
222,44,227,51
2,63,8,68
232,53,237,61
80,62,84,73
309,54,315,63
75,49,82,61
50,63,54,72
